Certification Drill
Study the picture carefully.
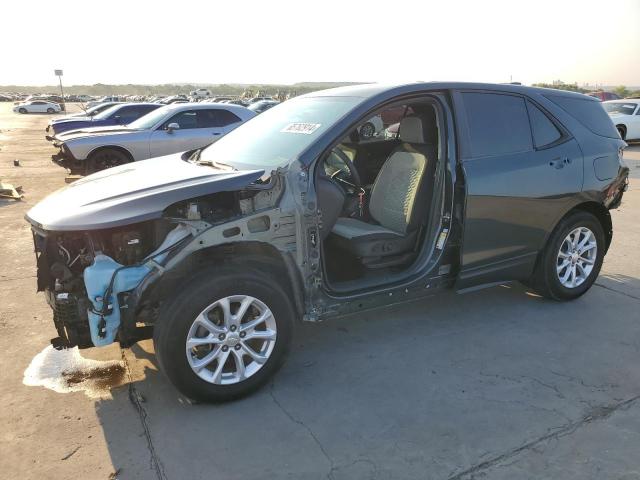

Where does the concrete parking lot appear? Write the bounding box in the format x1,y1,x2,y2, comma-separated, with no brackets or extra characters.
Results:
1,102,639,480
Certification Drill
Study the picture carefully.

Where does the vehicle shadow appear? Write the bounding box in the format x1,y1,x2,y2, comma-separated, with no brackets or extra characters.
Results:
596,272,640,299
0,198,24,208
92,278,640,479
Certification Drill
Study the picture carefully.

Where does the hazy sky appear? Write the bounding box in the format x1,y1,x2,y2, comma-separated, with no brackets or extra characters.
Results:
2,0,639,86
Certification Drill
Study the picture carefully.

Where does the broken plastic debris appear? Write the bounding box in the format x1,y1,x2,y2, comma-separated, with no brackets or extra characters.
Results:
23,345,127,399
0,181,23,200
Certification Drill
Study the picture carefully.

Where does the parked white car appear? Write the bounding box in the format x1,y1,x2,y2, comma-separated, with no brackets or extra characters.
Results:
13,100,62,114
51,103,256,174
190,88,212,98
603,99,640,141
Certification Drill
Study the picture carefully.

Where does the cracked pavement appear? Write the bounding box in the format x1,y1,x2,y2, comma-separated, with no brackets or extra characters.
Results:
1,104,640,479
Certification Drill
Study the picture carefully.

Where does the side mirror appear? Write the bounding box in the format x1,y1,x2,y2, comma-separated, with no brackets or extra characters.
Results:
166,122,180,133
114,115,122,123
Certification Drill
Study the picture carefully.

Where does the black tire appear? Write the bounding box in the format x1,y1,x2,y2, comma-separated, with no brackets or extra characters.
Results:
617,126,626,140
47,108,55,113
18,108,27,114
87,148,131,173
153,265,295,402
530,211,605,301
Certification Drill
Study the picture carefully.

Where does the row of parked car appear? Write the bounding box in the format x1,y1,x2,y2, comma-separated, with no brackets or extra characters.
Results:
41,92,640,177
11,93,281,116
47,101,258,174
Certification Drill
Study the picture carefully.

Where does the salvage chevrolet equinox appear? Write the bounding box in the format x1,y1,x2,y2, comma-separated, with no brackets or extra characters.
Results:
25,83,629,402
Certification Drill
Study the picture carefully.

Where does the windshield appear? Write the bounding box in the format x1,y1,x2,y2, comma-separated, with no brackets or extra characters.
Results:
199,96,362,170
603,102,638,115
128,106,170,129
92,105,121,120
85,104,110,115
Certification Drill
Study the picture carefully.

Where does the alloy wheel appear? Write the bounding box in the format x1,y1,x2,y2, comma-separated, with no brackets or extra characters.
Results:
185,295,277,385
360,122,375,139
556,227,597,288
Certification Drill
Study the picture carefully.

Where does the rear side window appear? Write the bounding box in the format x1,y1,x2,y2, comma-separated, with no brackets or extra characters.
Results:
545,95,619,138
526,101,562,148
462,92,532,157
197,109,242,128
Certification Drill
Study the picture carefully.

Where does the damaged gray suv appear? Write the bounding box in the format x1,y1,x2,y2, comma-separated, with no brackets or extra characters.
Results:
26,83,629,402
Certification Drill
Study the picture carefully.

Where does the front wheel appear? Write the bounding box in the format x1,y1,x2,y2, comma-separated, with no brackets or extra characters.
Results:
87,148,131,173
18,108,27,114
47,107,55,113
530,211,605,300
153,266,295,402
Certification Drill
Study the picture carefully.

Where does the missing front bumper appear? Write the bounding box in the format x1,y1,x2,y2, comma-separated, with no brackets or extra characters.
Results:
51,149,84,175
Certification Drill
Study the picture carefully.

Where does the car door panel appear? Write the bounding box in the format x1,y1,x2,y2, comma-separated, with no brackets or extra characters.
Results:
148,128,208,158
461,139,583,267
630,113,640,140
454,91,583,288
148,109,227,158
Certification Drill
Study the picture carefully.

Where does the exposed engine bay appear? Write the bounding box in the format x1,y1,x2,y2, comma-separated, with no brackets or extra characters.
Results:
30,183,283,350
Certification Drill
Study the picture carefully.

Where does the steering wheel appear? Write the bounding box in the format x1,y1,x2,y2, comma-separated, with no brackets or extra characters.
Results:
329,147,362,190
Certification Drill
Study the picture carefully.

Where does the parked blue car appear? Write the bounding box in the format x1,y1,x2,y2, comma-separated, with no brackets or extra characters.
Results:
44,103,162,140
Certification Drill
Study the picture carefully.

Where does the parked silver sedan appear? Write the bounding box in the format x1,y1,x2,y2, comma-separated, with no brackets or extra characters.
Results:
51,103,256,174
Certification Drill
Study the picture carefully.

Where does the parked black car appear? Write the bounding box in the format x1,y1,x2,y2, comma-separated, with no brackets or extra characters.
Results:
25,82,628,402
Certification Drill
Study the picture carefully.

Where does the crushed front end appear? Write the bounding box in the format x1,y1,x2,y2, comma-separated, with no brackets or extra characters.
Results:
29,220,190,349
51,141,85,174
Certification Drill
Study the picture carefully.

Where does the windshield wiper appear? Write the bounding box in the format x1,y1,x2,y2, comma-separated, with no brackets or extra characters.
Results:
210,160,236,171
194,154,236,171
189,148,202,162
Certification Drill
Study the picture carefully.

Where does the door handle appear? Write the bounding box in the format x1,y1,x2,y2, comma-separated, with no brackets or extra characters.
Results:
212,132,221,136
549,157,570,169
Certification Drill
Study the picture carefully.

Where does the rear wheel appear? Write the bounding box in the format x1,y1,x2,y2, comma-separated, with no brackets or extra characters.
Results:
617,126,626,140
153,266,294,402
87,148,131,173
531,211,605,300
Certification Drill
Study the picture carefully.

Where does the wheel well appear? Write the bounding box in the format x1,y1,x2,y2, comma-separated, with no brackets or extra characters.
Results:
616,124,627,139
87,145,134,162
530,201,613,283
570,202,613,251
143,241,304,319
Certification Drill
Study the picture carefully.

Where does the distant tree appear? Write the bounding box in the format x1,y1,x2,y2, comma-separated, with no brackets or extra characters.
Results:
613,85,630,98
532,82,588,93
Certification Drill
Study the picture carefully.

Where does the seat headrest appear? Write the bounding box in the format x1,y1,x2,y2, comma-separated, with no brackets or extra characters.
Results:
399,113,437,144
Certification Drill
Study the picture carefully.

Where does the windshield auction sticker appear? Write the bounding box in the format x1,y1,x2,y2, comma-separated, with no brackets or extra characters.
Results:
281,123,321,134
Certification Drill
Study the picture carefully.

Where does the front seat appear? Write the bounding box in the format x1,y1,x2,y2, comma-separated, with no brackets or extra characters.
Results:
330,113,437,268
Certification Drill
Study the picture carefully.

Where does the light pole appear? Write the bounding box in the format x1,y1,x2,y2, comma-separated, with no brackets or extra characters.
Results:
54,69,66,112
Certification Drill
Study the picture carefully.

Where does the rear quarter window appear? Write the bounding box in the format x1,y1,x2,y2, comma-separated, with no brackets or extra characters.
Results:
526,101,562,148
545,95,618,138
